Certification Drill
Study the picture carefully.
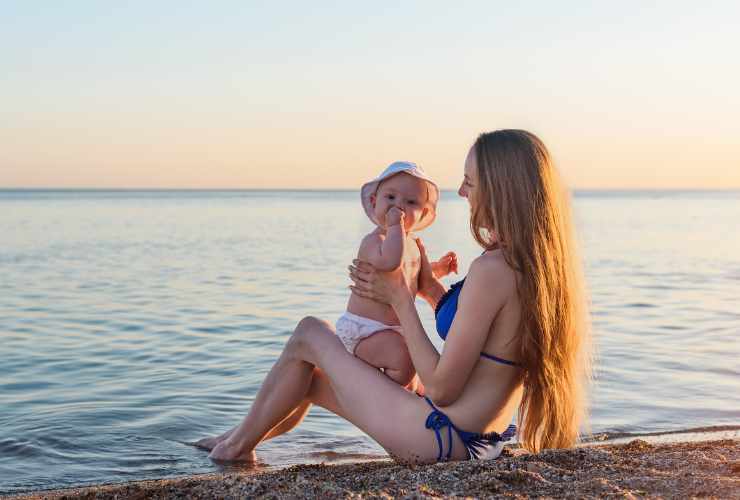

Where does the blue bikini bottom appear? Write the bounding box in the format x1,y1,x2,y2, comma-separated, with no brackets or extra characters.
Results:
423,397,516,461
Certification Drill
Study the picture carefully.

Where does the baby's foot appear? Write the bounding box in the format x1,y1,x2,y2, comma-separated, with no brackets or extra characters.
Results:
208,439,257,462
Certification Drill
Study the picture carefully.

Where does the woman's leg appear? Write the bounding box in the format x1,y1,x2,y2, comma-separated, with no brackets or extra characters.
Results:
209,316,468,463
193,400,311,451
207,316,323,461
194,365,341,452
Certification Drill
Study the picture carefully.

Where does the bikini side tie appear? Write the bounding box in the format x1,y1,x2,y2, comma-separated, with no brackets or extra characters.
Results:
424,401,454,461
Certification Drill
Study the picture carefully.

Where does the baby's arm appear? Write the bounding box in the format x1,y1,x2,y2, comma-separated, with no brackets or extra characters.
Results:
360,207,405,271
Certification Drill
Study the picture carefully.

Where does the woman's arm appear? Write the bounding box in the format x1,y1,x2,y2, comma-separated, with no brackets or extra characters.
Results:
350,254,513,406
396,256,512,405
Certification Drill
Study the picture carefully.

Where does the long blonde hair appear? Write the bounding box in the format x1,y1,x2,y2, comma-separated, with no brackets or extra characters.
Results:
471,129,590,453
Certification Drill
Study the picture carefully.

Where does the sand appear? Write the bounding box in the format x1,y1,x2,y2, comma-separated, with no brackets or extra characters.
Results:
7,439,738,499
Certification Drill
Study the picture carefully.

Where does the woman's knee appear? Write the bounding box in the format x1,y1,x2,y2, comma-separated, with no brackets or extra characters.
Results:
294,316,334,337
288,316,334,351
295,316,325,334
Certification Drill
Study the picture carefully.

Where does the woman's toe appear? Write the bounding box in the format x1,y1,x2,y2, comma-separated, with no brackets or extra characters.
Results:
192,437,219,450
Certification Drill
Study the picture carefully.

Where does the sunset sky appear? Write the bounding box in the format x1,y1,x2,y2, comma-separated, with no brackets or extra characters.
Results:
2,2,739,189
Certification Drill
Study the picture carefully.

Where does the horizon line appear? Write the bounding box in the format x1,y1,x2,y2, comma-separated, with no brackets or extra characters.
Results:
1,187,740,193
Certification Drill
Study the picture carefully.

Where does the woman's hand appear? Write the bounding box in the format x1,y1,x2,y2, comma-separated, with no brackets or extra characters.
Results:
348,260,411,308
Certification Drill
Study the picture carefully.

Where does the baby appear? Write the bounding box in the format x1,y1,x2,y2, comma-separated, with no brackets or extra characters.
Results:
337,161,455,388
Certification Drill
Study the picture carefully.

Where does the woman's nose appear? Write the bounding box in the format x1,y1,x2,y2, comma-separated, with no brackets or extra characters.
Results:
458,184,466,198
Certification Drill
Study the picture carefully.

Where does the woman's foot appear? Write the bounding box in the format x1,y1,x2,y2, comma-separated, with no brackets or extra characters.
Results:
192,436,223,451
191,427,235,450
208,439,257,462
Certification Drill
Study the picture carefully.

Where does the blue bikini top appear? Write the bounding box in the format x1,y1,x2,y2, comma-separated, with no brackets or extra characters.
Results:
435,278,521,367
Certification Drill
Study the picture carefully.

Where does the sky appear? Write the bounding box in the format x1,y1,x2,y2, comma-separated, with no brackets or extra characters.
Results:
2,1,739,189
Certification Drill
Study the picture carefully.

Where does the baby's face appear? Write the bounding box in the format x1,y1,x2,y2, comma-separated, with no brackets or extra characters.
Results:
372,173,429,232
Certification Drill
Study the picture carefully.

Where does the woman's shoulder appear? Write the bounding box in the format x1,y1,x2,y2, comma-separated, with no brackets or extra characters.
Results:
468,249,517,294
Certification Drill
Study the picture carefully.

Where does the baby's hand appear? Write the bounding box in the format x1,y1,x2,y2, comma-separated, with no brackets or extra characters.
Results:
386,207,405,227
432,251,458,278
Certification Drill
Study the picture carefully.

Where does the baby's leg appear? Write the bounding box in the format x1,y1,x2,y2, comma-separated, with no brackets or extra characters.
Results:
354,330,415,387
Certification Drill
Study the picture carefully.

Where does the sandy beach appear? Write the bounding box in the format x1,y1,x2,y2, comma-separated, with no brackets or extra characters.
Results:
7,438,737,499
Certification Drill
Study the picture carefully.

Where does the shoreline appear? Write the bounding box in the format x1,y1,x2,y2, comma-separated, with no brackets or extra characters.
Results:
6,438,738,499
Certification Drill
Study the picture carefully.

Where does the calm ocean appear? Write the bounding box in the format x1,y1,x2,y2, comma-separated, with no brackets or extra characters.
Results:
1,189,738,493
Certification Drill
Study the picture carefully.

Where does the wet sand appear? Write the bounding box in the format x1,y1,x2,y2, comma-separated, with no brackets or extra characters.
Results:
8,439,739,499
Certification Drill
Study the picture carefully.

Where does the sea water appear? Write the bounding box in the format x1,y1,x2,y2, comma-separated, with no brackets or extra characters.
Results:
1,189,738,493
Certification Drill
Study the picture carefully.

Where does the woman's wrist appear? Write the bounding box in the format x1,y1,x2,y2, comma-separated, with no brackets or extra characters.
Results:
391,287,414,312
392,292,417,321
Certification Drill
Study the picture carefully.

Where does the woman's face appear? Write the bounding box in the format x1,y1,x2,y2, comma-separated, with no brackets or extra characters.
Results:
458,146,477,209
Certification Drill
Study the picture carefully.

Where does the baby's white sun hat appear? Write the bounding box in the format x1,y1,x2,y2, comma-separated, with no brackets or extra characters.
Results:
361,161,439,231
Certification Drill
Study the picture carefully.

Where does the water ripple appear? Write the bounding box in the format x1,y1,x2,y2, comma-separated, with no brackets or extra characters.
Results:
1,190,738,494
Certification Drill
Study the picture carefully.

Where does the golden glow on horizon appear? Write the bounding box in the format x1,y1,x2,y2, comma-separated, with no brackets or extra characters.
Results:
3,116,739,190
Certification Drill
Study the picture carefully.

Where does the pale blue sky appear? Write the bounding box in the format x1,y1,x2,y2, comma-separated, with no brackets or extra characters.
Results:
2,1,739,188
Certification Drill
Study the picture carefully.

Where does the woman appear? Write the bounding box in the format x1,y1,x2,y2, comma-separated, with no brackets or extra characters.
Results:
199,129,590,462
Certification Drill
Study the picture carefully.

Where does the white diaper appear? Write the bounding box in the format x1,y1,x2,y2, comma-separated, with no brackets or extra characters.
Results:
335,311,403,354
